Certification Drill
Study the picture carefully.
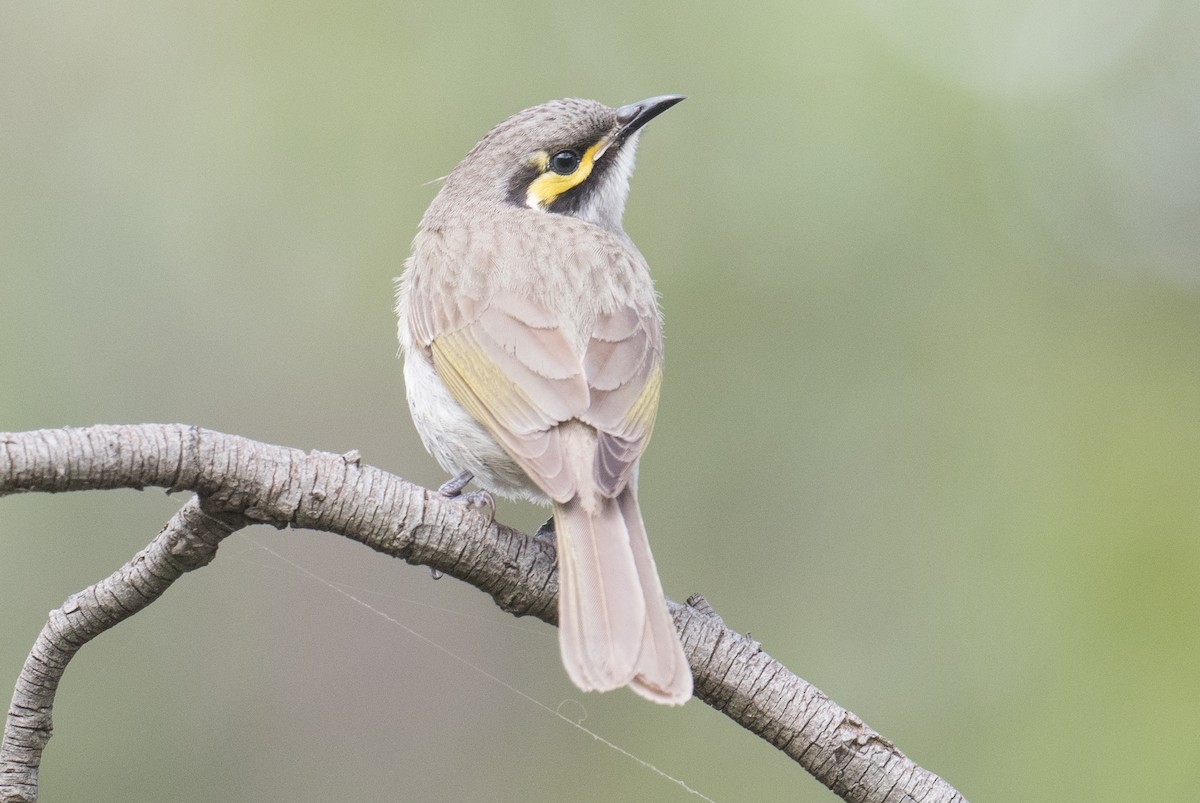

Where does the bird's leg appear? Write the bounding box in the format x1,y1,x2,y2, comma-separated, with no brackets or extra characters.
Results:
437,469,474,498
437,469,495,525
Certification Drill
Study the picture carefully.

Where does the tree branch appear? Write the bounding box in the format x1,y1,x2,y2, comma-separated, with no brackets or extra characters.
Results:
0,424,966,803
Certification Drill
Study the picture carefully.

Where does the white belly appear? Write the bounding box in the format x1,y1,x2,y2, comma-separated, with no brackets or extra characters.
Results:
402,347,549,504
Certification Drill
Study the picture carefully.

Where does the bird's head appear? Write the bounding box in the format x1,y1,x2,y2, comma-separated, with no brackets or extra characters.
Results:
433,95,684,233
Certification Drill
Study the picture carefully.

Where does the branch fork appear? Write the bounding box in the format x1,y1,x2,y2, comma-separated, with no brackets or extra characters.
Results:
0,424,966,803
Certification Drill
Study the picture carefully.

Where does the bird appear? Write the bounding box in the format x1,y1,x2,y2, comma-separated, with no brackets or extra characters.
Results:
395,95,692,705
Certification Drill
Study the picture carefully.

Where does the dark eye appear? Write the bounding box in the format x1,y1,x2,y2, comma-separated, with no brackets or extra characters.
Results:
549,149,580,175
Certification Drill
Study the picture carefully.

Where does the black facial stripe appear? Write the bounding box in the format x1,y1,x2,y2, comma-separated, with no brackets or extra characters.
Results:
505,161,541,207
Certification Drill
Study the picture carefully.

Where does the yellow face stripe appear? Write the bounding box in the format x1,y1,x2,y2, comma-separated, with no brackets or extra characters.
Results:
525,139,606,209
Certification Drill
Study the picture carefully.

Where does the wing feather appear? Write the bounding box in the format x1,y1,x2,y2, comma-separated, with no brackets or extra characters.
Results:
411,223,662,502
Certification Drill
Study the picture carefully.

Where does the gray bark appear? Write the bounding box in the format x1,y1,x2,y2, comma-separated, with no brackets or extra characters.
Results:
0,424,967,803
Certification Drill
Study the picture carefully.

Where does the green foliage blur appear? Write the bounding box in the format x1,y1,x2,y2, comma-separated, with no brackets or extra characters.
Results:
3,2,1198,800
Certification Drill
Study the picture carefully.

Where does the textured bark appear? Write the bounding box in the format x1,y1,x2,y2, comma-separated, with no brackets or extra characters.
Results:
0,424,967,803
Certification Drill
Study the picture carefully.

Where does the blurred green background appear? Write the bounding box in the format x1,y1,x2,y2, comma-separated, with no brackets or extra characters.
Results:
3,2,1199,800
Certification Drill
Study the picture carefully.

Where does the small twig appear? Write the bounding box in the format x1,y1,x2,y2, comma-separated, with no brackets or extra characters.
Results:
0,424,967,803
0,496,248,802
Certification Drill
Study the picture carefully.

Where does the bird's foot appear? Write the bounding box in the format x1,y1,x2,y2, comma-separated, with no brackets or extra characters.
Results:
533,515,556,546
460,489,496,525
437,471,495,525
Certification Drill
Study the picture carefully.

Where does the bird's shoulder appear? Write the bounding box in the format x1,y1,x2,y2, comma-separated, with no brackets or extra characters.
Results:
411,207,656,322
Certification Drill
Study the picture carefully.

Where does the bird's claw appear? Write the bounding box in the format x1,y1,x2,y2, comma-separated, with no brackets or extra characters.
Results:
461,489,496,525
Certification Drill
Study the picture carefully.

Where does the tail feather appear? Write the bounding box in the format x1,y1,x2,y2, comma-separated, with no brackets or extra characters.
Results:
619,489,693,704
555,496,645,691
554,490,692,704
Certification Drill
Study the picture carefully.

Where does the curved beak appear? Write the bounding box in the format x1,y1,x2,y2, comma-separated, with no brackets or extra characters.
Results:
602,94,686,155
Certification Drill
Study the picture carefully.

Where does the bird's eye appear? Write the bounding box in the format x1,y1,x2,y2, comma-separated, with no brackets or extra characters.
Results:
549,149,581,175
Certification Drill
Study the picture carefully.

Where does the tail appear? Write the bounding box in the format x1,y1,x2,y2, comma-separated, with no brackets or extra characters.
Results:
553,488,693,705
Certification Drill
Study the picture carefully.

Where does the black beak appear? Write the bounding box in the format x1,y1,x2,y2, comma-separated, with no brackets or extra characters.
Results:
611,94,686,147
